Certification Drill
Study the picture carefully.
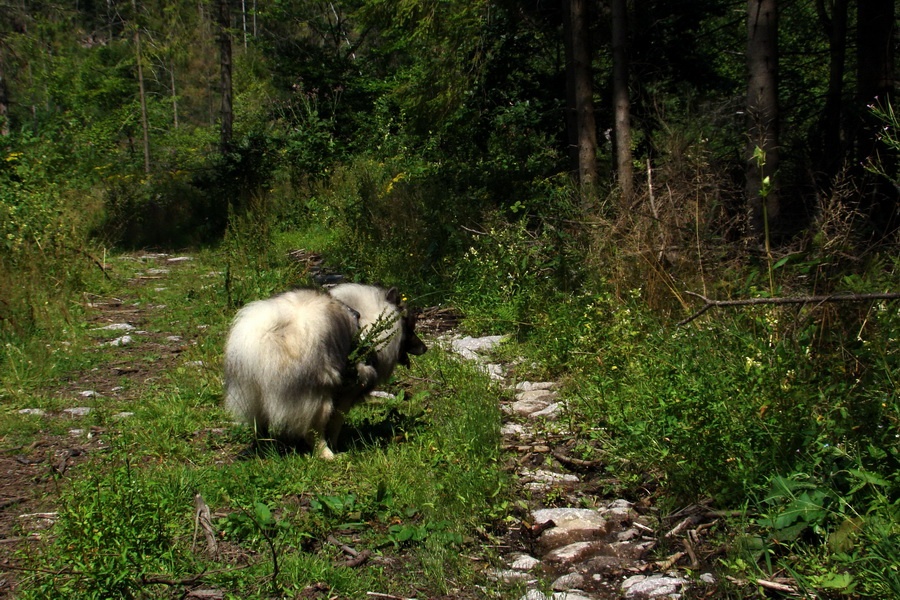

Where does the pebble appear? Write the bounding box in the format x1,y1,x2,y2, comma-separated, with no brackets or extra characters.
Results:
18,408,46,416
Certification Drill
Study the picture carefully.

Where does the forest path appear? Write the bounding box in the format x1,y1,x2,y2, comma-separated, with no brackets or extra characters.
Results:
2,250,722,599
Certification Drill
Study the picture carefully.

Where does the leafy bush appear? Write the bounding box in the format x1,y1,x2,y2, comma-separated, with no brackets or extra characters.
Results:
22,460,190,599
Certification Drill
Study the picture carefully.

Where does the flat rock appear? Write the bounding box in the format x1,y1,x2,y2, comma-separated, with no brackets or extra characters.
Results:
105,335,133,347
515,389,557,403
63,407,92,417
479,362,506,380
94,323,135,331
19,408,46,416
533,508,607,550
620,574,689,598
520,592,594,600
501,422,528,437
167,256,193,263
543,541,612,566
552,572,586,591
529,401,565,419
515,381,559,392
522,469,580,491
488,569,533,584
511,397,551,416
509,553,541,571
451,335,507,359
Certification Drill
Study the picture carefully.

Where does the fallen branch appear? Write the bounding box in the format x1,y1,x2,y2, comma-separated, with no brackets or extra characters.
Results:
678,291,900,326
192,494,219,558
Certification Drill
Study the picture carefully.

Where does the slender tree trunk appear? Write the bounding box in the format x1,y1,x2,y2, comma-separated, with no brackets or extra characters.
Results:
815,0,847,179
133,0,151,174
170,65,179,129
856,0,897,231
562,0,598,206
745,0,779,241
0,61,9,136
611,0,633,202
218,0,233,153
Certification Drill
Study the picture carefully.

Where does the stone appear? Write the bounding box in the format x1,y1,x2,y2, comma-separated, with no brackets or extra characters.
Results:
620,574,689,598
95,323,134,331
616,527,641,542
515,389,557,403
532,508,607,551
113,412,135,419
105,335,133,347
146,268,169,275
80,390,100,397
480,362,506,380
530,401,564,419
515,381,559,392
543,541,611,566
369,390,396,399
511,397,551,416
63,407,92,417
166,335,183,342
18,408,46,416
522,469,579,491
488,569,533,584
501,422,527,437
584,555,630,575
167,256,193,263
510,553,541,571
451,335,507,359
552,572,585,591
699,573,716,585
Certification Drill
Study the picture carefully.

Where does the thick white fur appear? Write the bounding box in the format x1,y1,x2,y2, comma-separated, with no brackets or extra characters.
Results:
223,285,404,459
327,283,404,381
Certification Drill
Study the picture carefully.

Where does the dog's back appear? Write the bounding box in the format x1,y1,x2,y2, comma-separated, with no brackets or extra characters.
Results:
224,288,358,438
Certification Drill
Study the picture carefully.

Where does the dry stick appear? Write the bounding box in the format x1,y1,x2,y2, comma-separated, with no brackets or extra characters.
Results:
192,493,219,558
677,291,900,326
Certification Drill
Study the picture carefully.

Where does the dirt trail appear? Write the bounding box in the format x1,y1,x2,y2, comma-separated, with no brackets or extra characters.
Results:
0,253,199,597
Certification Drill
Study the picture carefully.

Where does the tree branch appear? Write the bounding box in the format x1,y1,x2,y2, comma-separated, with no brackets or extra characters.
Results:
677,291,900,326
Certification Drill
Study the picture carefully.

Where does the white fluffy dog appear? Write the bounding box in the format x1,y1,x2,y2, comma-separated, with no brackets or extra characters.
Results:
224,284,426,458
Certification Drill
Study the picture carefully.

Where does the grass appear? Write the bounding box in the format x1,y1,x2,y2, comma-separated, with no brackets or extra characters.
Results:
5,244,512,599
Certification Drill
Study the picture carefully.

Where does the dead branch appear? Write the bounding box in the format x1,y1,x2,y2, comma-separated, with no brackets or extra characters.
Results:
192,494,218,558
678,291,900,326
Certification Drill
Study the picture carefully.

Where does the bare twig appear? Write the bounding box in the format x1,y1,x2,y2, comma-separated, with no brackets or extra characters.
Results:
192,494,219,558
678,291,900,326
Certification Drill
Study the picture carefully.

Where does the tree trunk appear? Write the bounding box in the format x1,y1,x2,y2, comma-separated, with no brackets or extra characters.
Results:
218,0,233,154
562,0,598,205
133,0,151,174
611,0,633,202
0,61,9,136
745,0,779,241
814,0,848,179
856,0,897,232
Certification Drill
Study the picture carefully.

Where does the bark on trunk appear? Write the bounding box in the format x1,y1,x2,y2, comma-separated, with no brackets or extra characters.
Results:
611,0,633,202
218,0,233,154
815,0,848,179
745,0,779,241
133,0,151,174
562,0,598,205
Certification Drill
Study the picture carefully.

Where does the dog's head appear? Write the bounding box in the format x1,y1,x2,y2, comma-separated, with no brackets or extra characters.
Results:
386,288,428,367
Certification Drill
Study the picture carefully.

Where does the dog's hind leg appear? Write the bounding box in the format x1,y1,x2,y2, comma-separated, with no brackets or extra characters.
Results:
306,399,337,460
